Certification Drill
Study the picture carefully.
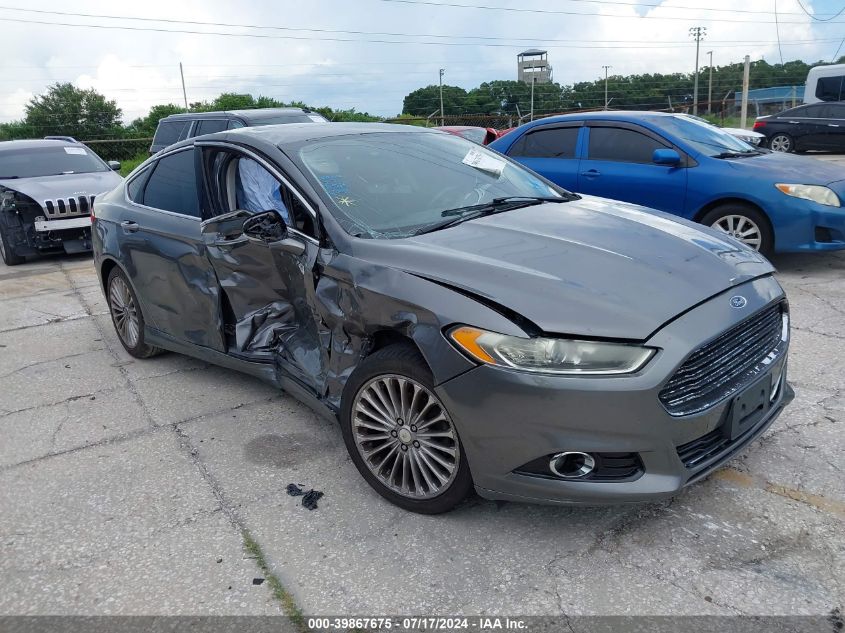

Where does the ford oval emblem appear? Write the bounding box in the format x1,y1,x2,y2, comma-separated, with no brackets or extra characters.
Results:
730,295,748,309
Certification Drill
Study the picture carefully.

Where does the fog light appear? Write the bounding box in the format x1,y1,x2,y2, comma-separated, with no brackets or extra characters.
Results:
549,452,596,479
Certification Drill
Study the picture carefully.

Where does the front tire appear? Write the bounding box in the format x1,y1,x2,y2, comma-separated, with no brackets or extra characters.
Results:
701,204,774,257
768,133,794,153
340,343,472,514
106,266,163,359
0,221,25,266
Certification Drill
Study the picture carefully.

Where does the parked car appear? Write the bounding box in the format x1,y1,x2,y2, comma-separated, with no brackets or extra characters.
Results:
435,126,499,145
682,114,765,146
0,138,122,265
804,63,845,104
490,111,845,255
150,107,329,154
753,102,845,153
93,123,792,513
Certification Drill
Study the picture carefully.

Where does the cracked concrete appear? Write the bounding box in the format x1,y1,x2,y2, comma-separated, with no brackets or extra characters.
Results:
0,243,843,616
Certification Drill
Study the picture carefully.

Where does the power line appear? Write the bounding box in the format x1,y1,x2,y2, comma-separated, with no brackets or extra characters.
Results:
372,0,845,23
0,16,837,49
774,0,784,66
795,0,845,21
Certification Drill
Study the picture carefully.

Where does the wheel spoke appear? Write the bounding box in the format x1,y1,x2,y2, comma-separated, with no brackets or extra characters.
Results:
352,374,459,500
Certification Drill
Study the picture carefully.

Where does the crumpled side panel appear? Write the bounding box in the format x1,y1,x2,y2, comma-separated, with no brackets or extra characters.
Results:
311,252,518,412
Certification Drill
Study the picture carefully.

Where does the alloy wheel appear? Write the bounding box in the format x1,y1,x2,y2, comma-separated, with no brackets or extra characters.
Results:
109,276,140,348
711,214,763,251
769,134,792,152
351,374,459,499
0,235,6,263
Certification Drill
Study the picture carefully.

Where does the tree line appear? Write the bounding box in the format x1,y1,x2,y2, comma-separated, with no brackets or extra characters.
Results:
0,84,381,142
402,57,844,118
1,56,841,142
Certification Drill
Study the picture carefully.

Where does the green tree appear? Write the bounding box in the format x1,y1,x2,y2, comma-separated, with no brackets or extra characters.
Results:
126,103,185,137
402,85,468,117
24,82,123,140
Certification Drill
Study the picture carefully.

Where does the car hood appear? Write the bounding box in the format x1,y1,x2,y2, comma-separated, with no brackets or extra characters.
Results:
0,171,123,204
354,197,774,340
722,127,764,139
718,150,845,186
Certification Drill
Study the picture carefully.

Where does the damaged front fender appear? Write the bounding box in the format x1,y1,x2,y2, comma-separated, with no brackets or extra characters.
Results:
312,250,530,412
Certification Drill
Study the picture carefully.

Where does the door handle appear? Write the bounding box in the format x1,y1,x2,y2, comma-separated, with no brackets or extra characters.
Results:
580,169,601,178
212,236,249,249
120,220,139,233
828,124,840,127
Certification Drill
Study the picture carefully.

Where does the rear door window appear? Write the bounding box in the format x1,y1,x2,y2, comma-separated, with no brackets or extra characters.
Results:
142,149,200,217
587,127,667,164
509,127,579,158
153,120,188,147
195,119,229,136
815,76,845,102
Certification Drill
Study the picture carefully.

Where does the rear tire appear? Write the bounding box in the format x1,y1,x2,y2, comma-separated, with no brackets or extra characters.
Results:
340,343,472,514
768,133,794,153
701,204,774,257
106,266,163,359
0,221,25,266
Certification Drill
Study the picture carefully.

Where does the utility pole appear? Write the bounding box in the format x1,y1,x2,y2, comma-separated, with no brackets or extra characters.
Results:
706,51,713,115
740,55,751,129
439,68,445,126
179,62,188,110
602,65,612,110
689,26,706,115
530,76,536,121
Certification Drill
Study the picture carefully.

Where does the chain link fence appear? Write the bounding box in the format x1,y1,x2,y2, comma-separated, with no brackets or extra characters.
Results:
81,138,152,162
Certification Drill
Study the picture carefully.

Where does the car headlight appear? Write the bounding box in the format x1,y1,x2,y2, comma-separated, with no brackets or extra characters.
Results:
775,184,840,207
448,326,656,375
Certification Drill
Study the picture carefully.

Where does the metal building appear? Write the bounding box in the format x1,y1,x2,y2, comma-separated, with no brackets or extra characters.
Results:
518,49,553,84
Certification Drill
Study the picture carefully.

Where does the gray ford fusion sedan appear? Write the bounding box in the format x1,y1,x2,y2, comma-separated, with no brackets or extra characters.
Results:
92,123,793,513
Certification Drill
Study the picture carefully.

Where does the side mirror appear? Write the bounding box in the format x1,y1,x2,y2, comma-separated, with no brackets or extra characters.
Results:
243,210,287,243
652,149,681,166
108,160,121,171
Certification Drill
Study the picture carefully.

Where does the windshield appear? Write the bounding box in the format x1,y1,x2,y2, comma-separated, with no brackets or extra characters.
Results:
298,132,563,239
0,145,109,178
651,115,757,156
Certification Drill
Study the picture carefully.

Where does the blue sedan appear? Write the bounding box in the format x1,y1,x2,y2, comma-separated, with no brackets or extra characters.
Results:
489,111,845,255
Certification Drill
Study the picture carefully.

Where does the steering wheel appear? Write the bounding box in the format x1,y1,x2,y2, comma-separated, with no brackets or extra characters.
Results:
429,185,485,211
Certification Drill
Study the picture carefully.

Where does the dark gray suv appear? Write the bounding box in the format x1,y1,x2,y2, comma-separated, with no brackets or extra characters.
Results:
149,107,329,154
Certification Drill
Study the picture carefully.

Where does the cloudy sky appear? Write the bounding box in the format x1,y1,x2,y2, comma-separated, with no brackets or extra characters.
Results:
0,0,842,122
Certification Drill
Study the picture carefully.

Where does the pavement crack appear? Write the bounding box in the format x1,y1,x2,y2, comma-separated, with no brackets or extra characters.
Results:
0,350,105,380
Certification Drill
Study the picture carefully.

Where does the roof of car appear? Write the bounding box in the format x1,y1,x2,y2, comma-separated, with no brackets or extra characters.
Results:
435,126,487,131
162,108,312,122
230,122,436,146
0,139,80,153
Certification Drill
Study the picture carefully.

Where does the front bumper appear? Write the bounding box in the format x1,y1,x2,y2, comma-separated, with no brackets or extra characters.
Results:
770,195,845,252
34,216,91,232
435,276,792,505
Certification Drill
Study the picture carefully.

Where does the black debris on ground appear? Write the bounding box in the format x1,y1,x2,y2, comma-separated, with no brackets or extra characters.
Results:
302,489,324,510
286,483,324,510
252,578,265,586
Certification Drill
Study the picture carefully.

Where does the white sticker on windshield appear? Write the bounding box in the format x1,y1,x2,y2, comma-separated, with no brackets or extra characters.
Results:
308,114,327,123
461,147,505,177
64,147,86,155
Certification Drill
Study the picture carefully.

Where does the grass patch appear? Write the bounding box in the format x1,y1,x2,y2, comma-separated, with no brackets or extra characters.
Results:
119,152,149,177
243,530,307,631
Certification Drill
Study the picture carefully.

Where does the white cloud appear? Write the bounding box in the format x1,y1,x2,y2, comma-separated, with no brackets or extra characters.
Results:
0,0,835,123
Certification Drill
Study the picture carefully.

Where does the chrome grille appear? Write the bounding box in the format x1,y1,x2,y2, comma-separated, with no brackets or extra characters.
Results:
659,302,787,416
43,195,96,219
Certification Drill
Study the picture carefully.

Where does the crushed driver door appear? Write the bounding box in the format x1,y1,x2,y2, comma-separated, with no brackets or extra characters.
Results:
199,145,326,396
